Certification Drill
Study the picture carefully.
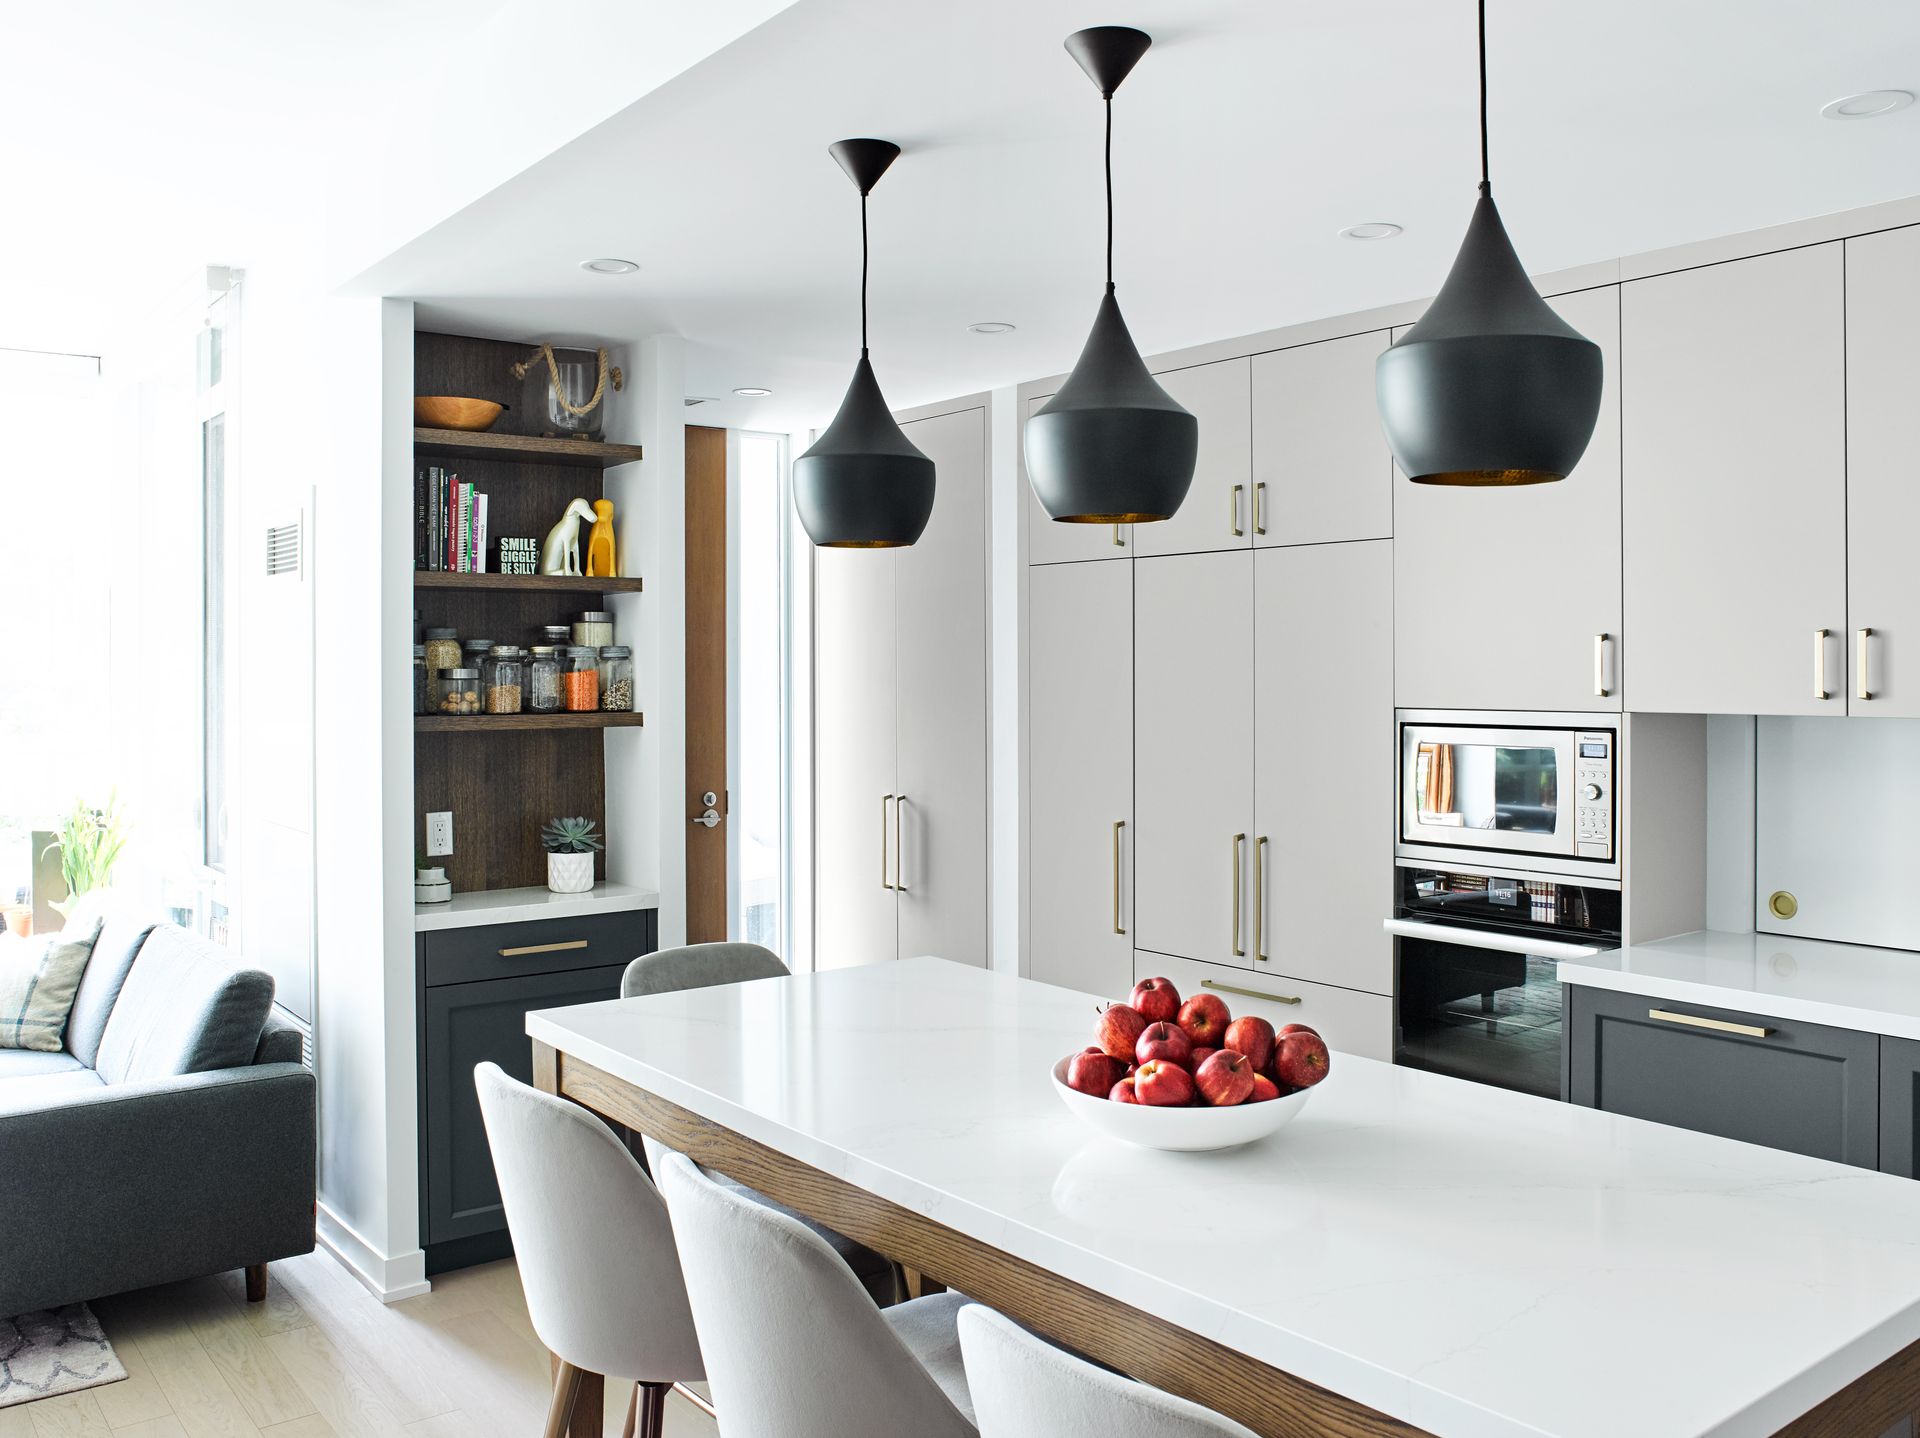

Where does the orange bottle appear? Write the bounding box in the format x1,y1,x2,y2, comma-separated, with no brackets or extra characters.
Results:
585,499,617,578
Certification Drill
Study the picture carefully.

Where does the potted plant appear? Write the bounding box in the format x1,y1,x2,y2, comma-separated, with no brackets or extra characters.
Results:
45,793,129,919
540,816,603,894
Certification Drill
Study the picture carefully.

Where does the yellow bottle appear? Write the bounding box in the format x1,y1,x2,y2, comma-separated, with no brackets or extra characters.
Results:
585,498,617,578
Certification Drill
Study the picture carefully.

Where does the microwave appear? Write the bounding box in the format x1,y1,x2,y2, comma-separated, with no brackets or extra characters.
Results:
1396,710,1618,881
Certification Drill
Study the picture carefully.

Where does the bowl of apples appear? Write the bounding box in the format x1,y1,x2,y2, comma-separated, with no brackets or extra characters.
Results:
1051,977,1331,1152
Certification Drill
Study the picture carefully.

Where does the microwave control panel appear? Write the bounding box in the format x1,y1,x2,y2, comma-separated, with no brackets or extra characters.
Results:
1573,731,1614,859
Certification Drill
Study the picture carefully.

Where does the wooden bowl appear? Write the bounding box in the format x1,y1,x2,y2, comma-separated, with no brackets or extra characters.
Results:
414,396,504,431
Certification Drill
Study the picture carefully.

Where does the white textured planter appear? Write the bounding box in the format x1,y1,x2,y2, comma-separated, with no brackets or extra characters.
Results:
547,852,595,894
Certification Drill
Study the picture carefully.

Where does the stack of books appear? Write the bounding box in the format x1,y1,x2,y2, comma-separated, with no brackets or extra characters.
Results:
417,465,489,572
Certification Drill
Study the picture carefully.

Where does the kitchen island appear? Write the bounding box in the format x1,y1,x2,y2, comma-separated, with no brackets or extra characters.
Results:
529,956,1920,1438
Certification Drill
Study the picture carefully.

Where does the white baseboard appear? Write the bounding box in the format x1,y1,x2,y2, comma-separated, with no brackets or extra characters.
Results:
315,1202,430,1303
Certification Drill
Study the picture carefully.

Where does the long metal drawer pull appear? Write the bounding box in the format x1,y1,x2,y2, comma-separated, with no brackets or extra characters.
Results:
881,795,895,891
1231,833,1246,957
1230,484,1245,538
1648,1008,1772,1039
1380,917,1606,961
1111,820,1126,935
1112,524,1125,548
498,939,589,958
1858,627,1873,701
1253,481,1267,537
894,794,908,893
1202,978,1301,1006
1254,835,1269,963
1594,634,1610,698
1814,628,1830,700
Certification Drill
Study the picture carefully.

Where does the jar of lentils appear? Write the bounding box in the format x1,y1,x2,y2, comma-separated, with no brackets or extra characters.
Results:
562,646,600,712
422,628,461,709
483,645,524,714
526,646,562,712
437,667,481,715
598,646,633,711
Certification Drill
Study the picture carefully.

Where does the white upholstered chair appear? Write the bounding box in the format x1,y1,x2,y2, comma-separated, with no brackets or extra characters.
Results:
656,1150,978,1438
473,1062,702,1438
956,1304,1259,1438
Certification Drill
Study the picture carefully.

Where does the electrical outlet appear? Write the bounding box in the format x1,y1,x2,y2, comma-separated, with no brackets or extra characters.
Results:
426,811,453,857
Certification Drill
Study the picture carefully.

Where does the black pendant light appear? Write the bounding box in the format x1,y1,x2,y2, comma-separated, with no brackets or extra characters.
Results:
793,138,935,548
1026,27,1197,525
1375,0,1602,486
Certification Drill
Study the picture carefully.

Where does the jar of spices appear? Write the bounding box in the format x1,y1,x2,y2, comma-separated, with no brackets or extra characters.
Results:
562,646,600,712
437,667,481,716
422,628,461,709
483,645,524,714
526,646,562,712
572,610,614,648
412,645,429,715
598,646,633,711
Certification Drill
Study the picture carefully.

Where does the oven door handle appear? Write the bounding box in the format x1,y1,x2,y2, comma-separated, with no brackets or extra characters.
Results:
1381,917,1609,961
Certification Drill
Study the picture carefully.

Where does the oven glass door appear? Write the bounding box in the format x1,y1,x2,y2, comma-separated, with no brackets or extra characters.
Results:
1401,726,1576,860
1395,932,1563,1099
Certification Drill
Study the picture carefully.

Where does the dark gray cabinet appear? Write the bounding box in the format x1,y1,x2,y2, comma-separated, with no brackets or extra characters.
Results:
1568,985,1879,1169
1881,1037,1920,1180
417,907,655,1272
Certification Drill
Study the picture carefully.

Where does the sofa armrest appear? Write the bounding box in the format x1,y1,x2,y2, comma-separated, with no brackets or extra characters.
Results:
0,1063,316,1315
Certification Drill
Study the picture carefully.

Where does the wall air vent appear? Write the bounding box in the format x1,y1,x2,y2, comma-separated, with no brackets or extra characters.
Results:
266,519,301,577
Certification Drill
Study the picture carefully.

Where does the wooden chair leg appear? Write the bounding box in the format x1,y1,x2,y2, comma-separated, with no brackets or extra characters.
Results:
568,1370,603,1438
244,1263,269,1303
543,1362,583,1438
621,1384,638,1438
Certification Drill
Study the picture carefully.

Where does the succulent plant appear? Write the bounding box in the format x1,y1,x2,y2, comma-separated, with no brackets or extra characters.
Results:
540,816,604,855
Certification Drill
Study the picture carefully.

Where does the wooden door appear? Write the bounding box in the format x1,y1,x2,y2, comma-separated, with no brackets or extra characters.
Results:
685,425,729,942
1024,393,1131,564
1131,358,1253,558
1395,287,1625,712
1845,225,1920,717
896,406,989,967
1622,245,1846,715
1251,330,1393,548
1253,540,1393,996
1027,558,1133,996
1133,550,1254,967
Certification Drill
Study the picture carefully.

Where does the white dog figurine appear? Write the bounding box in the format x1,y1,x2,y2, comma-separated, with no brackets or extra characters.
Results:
541,497,600,577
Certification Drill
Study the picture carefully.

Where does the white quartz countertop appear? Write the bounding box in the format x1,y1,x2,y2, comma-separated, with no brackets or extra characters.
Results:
528,956,1920,1438
1560,929,1920,1041
414,882,658,932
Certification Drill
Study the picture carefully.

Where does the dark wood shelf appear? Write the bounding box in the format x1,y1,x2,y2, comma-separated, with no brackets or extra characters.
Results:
413,572,644,594
417,712,645,734
414,428,645,469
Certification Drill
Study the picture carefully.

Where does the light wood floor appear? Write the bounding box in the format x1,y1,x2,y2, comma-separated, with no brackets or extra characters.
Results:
1,1253,718,1438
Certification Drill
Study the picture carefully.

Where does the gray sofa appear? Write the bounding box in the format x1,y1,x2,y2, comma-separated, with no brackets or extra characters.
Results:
0,908,316,1315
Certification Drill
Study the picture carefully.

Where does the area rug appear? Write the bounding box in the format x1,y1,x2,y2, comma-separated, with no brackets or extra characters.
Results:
0,1305,126,1408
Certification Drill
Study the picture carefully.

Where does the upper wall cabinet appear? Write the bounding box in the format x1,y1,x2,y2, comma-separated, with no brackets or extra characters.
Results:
1251,330,1393,547
1131,358,1253,558
1845,225,1920,718
1024,393,1131,564
1395,286,1624,713
1623,244,1847,716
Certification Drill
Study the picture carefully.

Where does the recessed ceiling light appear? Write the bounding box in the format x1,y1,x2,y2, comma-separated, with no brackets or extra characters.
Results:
1339,222,1404,241
579,257,640,275
732,386,773,398
968,321,1017,335
1821,90,1914,119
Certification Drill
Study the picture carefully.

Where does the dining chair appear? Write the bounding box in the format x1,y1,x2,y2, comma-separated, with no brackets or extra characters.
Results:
956,1305,1259,1438
474,1063,702,1438
656,1150,979,1437
623,941,905,1303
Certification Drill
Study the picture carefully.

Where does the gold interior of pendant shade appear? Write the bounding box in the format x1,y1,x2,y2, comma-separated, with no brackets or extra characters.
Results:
1409,468,1565,487
819,538,911,549
1053,511,1168,524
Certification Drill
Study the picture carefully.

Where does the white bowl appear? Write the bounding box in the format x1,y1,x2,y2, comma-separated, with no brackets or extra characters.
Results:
1050,1056,1317,1152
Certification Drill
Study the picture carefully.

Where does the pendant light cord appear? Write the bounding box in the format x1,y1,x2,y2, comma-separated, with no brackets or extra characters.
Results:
1104,93,1115,292
1477,0,1490,190
860,190,870,351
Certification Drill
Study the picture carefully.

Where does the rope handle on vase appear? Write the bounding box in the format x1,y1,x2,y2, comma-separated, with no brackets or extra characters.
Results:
509,343,624,416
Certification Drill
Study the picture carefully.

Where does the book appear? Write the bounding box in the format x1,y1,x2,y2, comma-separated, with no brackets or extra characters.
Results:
414,468,426,570
456,480,470,573
476,492,489,573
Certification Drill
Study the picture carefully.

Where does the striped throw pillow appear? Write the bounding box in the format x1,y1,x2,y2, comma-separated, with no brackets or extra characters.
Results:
0,918,102,1052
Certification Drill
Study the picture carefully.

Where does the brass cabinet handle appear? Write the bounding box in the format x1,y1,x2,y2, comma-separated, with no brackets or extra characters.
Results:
1814,629,1830,700
1594,634,1610,698
1231,833,1246,957
1253,481,1267,537
1254,835,1269,963
1648,1008,1772,1039
1203,978,1301,1006
1858,627,1874,701
1111,820,1126,935
894,794,908,893
498,939,589,957
1230,484,1245,538
881,795,896,891
1112,524,1125,548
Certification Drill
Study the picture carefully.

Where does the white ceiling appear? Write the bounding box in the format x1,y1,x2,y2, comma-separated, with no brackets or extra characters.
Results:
358,0,1920,435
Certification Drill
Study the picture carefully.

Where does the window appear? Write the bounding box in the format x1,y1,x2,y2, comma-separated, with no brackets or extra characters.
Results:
734,433,786,950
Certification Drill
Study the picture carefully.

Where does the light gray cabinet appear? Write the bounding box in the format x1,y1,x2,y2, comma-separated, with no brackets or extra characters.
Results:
1394,287,1624,712
1622,243,1847,716
1845,225,1920,718
1026,559,1133,996
1252,331,1393,547
1131,358,1253,558
1023,392,1131,565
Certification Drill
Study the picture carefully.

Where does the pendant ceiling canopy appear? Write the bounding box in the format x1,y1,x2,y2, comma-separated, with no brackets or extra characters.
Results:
793,138,935,548
1025,26,1197,525
1375,0,1602,486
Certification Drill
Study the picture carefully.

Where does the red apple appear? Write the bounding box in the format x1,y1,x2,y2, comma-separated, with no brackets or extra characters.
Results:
1135,1020,1193,1068
1222,1016,1275,1072
1134,1059,1195,1107
1278,1022,1321,1041
1272,1030,1331,1089
1109,1076,1142,1103
1129,976,1181,1025
1248,1073,1281,1103
1094,1004,1148,1063
1176,992,1231,1048
1194,1049,1256,1106
1066,1047,1124,1098
1189,1045,1220,1072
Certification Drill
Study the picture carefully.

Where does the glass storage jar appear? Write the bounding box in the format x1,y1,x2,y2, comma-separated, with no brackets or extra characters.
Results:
437,667,480,716
422,628,461,709
483,645,524,714
562,646,600,712
412,645,429,715
535,624,571,648
526,646,562,712
462,638,495,672
598,646,633,711
572,610,614,648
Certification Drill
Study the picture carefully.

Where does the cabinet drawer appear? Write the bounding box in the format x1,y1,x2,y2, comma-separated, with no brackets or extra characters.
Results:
1568,985,1878,1168
1134,951,1392,1062
420,908,656,988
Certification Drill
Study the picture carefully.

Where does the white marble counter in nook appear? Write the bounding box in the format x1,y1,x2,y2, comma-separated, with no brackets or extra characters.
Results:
528,956,1920,1438
414,882,657,932
1560,928,1920,1040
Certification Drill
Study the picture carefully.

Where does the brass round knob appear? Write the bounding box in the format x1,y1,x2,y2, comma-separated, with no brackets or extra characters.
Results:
1768,890,1799,921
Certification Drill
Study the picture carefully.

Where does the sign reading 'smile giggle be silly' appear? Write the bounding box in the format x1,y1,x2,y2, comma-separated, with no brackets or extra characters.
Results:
497,536,539,575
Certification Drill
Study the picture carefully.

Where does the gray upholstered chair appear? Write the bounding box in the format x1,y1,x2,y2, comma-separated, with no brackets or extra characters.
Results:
956,1306,1258,1438
475,1063,703,1438
622,942,903,1302
657,1151,977,1438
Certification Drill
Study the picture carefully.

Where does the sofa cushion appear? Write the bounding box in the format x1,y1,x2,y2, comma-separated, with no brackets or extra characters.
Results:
0,919,102,1052
0,1066,106,1110
93,926,275,1085
61,891,162,1068
0,1049,89,1079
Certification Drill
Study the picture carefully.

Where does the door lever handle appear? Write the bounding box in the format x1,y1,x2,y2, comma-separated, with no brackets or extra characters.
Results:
691,808,720,829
